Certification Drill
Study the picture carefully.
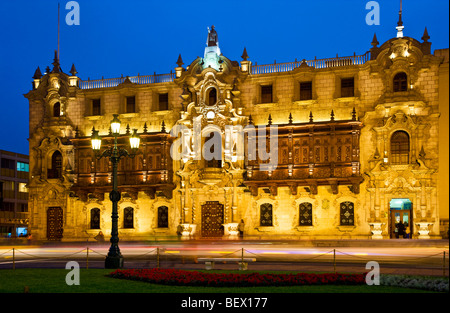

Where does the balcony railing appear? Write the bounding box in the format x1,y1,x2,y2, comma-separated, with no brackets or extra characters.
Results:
251,51,370,75
79,72,176,90
78,52,370,89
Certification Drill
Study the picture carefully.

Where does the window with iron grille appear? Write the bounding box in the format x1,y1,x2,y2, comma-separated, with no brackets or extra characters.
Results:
158,206,169,228
341,78,354,97
393,72,408,92
92,99,101,115
340,201,354,226
126,96,136,113
390,131,410,164
299,202,313,226
90,208,100,229
123,207,134,228
260,203,273,226
300,82,312,100
159,93,169,111
261,85,273,103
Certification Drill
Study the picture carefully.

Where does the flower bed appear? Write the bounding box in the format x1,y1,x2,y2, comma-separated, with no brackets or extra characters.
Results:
108,268,366,287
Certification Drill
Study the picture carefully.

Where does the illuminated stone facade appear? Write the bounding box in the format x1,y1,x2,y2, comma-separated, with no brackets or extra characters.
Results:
25,25,449,241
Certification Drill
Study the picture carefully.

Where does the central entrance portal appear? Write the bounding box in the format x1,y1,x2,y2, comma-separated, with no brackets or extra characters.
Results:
201,201,224,237
389,199,413,239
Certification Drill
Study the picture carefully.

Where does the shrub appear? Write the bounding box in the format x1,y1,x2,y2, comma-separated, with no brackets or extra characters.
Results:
380,275,449,292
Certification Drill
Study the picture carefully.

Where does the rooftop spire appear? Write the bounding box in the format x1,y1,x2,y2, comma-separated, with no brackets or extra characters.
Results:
396,0,404,37
51,50,61,73
33,66,42,79
371,33,379,47
422,27,430,42
241,47,249,61
176,54,184,67
70,63,78,76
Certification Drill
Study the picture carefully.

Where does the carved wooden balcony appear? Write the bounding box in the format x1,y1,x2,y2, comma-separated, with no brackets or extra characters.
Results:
70,132,175,201
244,116,363,196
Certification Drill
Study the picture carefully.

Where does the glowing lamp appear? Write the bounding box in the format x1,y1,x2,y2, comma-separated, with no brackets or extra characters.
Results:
91,129,102,151
111,114,121,135
129,129,140,150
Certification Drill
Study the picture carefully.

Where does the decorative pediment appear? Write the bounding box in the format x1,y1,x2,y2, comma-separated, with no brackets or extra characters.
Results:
372,111,418,135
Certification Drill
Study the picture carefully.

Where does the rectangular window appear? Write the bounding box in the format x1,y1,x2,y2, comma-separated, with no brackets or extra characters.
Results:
18,183,28,193
92,99,101,116
90,208,100,229
17,162,29,172
123,207,134,228
19,203,28,212
1,202,14,212
158,93,169,111
299,82,312,100
1,158,15,170
341,78,354,97
260,203,273,226
126,96,136,113
158,206,169,228
2,181,14,191
261,85,273,103
340,201,355,226
299,202,313,226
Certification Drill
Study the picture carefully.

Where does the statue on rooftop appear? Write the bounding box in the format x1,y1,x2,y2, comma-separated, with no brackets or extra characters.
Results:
207,25,218,47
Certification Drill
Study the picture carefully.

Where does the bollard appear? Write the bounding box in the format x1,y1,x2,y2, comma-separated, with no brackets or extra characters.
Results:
241,248,244,263
444,251,446,277
13,248,15,270
157,247,160,268
333,249,336,274
86,247,89,270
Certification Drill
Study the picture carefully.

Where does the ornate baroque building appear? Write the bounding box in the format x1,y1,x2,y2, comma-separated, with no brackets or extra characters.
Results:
25,22,449,241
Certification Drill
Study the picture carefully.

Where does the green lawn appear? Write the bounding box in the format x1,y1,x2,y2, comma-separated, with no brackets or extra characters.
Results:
0,269,436,293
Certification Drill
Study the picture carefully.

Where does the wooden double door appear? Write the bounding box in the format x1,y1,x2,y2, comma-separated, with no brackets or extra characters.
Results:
201,201,224,238
47,207,63,240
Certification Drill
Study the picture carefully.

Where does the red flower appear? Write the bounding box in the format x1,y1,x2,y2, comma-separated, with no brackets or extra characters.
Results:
108,268,366,287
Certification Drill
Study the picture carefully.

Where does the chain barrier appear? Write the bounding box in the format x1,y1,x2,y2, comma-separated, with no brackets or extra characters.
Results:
0,246,448,276
0,249,13,257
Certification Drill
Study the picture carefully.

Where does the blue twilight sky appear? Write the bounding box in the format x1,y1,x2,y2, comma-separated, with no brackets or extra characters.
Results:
0,0,448,155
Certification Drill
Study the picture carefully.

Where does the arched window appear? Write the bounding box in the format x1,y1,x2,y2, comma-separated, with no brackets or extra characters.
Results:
340,201,354,226
393,72,408,92
299,202,313,226
391,131,410,164
204,131,222,168
123,207,134,228
53,102,61,117
90,208,100,229
158,206,169,228
48,151,62,178
260,203,273,226
206,87,217,106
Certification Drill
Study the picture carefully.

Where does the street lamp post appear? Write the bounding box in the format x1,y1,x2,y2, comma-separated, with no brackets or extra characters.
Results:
91,114,140,269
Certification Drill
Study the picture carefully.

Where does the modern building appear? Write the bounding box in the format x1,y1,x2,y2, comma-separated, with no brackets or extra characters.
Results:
0,150,29,238
25,18,448,241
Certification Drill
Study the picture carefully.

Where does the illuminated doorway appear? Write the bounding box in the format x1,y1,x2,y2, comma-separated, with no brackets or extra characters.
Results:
389,199,412,239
